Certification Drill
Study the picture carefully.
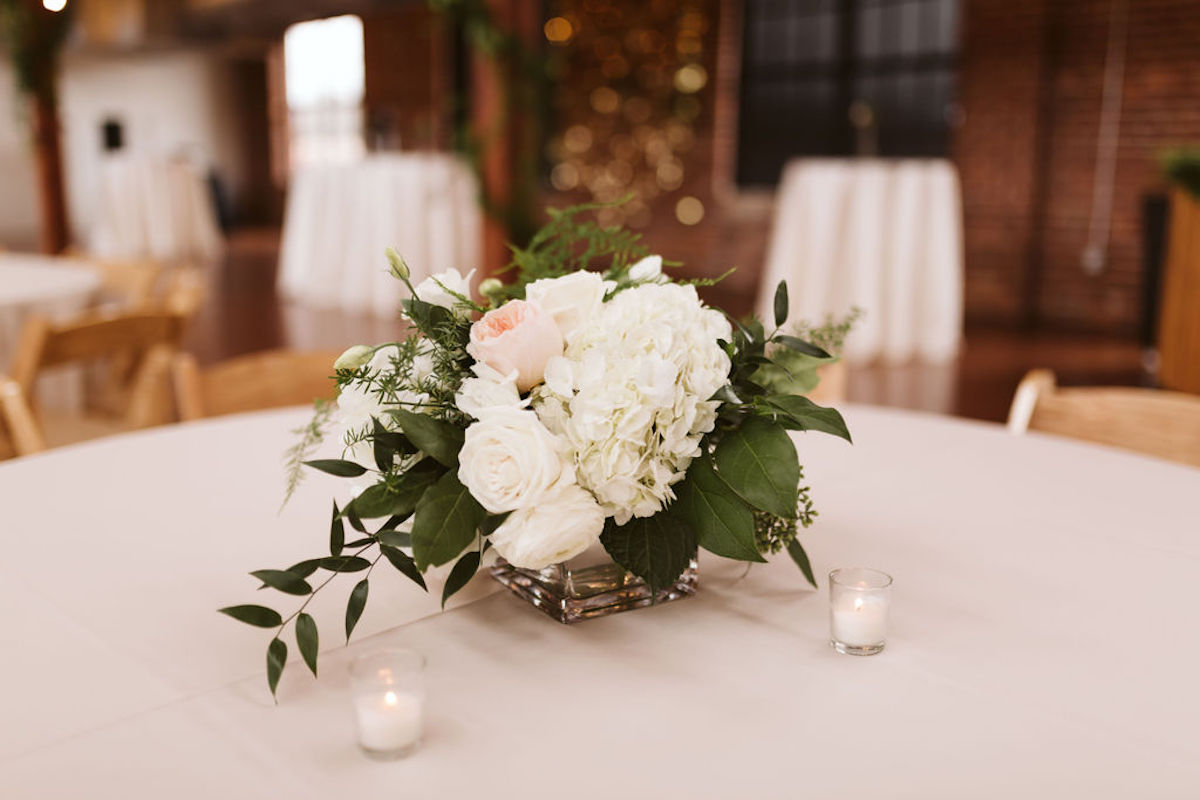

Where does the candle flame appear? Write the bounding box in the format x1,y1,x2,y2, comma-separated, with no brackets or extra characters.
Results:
853,597,864,612
384,691,398,706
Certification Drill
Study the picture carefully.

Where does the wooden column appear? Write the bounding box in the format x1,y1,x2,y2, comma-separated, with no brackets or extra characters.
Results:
470,0,542,278
1158,189,1200,394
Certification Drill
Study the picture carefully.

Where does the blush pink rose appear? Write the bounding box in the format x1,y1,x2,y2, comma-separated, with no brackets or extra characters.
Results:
467,300,564,392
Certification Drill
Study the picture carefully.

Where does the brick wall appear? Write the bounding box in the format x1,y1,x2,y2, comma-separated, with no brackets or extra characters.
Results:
957,0,1200,334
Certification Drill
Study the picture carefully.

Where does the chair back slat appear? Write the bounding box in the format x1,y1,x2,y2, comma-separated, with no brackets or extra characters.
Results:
174,349,340,421
34,313,183,372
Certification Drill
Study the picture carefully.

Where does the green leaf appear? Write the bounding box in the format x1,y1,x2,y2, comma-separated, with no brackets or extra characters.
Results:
411,472,486,571
250,569,313,596
218,604,282,628
303,459,367,477
479,511,510,538
787,538,818,589
380,545,427,591
345,578,369,641
376,530,412,549
713,417,800,518
318,555,372,572
373,418,395,472
773,281,789,327
600,514,696,593
389,408,464,468
343,503,367,533
267,638,287,698
286,558,324,579
759,395,852,443
673,458,764,563
344,537,374,548
347,483,396,519
330,500,344,556
387,460,444,518
295,613,319,677
773,335,832,360
442,550,480,608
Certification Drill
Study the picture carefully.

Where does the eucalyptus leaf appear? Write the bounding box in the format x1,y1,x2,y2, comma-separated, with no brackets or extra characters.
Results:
343,537,375,548
787,538,818,589
218,604,282,628
674,458,764,563
599,513,696,593
267,638,287,698
286,559,324,579
713,417,800,518
318,555,372,573
389,408,464,468
345,578,369,641
773,281,789,327
343,502,367,533
303,459,367,478
411,472,486,571
346,483,395,519
249,569,312,596
295,613,319,677
376,530,412,549
330,500,345,556
441,551,481,608
759,395,852,443
773,335,832,360
380,545,427,591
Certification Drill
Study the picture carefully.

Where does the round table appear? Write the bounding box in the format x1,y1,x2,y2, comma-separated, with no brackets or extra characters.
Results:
0,254,101,409
0,406,1196,797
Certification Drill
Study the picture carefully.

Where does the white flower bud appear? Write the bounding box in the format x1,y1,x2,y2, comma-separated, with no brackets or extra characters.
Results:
333,344,374,371
385,247,409,280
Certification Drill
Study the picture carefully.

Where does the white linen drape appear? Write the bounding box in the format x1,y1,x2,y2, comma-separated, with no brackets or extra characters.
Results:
278,154,482,318
757,158,964,364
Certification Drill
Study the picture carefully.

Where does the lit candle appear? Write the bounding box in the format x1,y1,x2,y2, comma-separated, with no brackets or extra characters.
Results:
829,568,892,655
354,689,423,755
349,648,426,759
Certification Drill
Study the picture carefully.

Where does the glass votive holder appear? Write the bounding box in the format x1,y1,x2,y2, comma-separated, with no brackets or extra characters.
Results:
349,648,426,760
829,567,893,656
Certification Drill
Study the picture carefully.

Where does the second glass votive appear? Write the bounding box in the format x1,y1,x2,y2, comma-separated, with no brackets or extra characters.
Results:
829,567,892,656
349,648,425,760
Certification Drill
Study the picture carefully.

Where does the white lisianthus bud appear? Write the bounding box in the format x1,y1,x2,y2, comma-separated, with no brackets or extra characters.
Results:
385,248,410,280
457,408,571,513
487,482,605,570
478,277,504,299
334,344,374,371
628,255,664,283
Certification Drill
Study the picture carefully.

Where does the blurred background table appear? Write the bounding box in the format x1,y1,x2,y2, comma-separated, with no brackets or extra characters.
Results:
89,156,224,267
758,159,964,365
0,253,101,411
0,405,1195,797
278,153,481,317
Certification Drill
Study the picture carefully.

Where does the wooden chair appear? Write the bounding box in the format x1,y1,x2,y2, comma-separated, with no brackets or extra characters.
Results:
0,311,186,456
171,349,341,421
89,258,164,310
1007,369,1200,468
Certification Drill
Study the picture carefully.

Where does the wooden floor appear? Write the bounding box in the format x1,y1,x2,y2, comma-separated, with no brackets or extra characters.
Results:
185,229,1148,424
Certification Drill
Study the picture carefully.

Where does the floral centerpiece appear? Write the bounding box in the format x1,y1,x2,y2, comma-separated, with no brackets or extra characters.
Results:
221,202,851,697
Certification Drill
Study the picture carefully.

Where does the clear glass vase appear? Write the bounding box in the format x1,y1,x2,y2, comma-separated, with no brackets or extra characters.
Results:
489,543,698,624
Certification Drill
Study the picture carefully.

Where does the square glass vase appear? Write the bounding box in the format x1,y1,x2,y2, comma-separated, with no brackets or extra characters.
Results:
489,545,698,624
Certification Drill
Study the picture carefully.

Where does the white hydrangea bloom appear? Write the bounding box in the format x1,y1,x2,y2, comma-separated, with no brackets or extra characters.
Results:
532,283,732,524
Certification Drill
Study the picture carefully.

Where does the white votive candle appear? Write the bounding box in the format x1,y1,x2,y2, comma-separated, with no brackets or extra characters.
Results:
354,690,423,754
349,648,426,759
829,567,892,655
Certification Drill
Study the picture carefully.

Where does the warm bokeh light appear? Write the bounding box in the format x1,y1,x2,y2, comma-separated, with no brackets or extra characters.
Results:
42,0,68,11
673,63,708,94
675,196,704,226
589,86,620,114
544,16,574,43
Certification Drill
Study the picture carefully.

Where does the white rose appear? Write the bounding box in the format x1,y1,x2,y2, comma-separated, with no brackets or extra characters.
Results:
455,363,527,419
628,255,664,283
457,408,571,513
488,482,605,569
524,271,606,340
414,268,476,311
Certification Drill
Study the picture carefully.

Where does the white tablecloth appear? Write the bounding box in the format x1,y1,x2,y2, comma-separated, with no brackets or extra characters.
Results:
90,156,223,266
278,154,482,318
0,406,1197,797
0,254,101,410
759,159,964,364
